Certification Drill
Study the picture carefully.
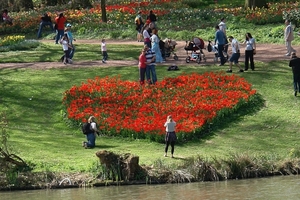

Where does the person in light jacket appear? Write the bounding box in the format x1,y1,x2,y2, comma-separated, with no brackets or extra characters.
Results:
164,115,176,158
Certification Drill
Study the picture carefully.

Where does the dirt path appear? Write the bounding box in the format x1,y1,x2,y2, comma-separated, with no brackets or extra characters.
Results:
0,39,294,69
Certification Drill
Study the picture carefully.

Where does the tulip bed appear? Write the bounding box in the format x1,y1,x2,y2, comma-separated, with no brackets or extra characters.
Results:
0,1,298,37
62,72,258,143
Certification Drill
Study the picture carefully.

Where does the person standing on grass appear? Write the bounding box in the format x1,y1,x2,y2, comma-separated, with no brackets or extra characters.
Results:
164,115,176,158
144,45,157,84
284,19,295,56
214,25,226,66
226,36,243,73
241,32,256,71
101,39,108,63
289,52,300,96
37,13,54,39
138,48,147,85
55,12,66,44
60,34,72,65
65,23,76,60
83,116,99,149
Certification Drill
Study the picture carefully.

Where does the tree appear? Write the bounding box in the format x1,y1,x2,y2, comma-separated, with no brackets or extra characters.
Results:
101,0,107,23
71,0,92,9
244,0,267,9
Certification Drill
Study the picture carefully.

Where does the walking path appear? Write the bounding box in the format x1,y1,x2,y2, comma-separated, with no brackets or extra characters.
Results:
0,39,295,69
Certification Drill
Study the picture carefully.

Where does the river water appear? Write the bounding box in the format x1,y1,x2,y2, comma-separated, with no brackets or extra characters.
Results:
1,175,300,200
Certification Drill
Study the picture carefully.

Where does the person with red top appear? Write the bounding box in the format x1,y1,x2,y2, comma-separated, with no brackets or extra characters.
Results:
2,9,12,25
138,48,147,85
55,12,66,44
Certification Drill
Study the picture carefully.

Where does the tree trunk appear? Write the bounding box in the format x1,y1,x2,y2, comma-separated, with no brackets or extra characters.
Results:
71,0,92,9
101,0,107,23
244,0,267,9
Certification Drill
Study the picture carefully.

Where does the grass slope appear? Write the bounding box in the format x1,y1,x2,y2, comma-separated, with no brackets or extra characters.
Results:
0,44,299,173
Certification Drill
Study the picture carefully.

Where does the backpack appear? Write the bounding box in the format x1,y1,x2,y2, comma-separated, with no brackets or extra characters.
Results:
135,16,141,25
207,42,212,52
167,65,179,71
82,122,92,135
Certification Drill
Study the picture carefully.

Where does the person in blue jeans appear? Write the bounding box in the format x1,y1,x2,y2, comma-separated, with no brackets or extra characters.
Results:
37,13,54,38
144,45,157,84
214,25,226,66
83,116,99,149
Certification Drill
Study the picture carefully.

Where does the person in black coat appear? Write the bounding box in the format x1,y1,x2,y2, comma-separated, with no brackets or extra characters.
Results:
289,52,300,96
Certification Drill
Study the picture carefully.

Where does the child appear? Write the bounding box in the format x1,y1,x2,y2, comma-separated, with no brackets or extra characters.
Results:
60,34,72,64
101,39,108,63
138,49,147,85
164,115,177,158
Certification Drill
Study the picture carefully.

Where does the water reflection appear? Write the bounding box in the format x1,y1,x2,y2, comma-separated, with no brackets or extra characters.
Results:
2,175,300,200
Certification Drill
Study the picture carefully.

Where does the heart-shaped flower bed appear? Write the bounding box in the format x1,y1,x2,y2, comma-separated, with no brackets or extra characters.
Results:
62,72,257,142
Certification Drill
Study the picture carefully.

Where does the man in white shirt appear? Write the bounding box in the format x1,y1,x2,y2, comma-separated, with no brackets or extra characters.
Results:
226,36,243,73
284,19,295,56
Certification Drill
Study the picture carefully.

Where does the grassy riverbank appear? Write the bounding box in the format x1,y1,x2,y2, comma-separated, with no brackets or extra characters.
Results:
0,43,299,175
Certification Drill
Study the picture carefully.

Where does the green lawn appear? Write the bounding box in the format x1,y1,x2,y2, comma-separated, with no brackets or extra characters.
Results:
0,43,299,173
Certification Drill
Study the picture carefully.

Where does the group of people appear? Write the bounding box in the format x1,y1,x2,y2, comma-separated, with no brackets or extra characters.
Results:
214,18,256,73
82,114,178,159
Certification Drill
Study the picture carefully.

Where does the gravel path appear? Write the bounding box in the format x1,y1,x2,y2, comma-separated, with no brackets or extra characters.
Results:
0,39,294,69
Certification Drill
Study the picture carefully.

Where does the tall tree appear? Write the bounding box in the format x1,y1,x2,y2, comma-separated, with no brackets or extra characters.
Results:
3,0,33,11
244,0,267,9
71,0,92,9
101,0,107,23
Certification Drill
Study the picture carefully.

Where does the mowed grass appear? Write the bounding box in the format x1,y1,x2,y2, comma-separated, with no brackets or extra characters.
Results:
0,44,300,173
0,42,142,63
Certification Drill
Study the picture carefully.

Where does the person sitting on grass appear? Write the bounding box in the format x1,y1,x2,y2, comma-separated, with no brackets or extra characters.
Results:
226,36,243,73
82,116,99,149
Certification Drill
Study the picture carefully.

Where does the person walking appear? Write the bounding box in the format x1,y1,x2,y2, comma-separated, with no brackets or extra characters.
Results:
54,12,66,44
82,116,99,149
142,23,151,48
226,36,243,73
242,32,256,71
135,11,144,42
138,48,147,85
164,115,176,158
289,52,300,96
144,45,157,84
214,25,226,66
101,39,108,63
147,10,157,28
37,13,54,38
65,23,76,60
284,19,295,56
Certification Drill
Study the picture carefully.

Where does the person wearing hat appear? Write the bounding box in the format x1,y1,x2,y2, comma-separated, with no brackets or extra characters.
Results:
54,12,66,44
164,115,176,158
289,52,300,96
65,23,76,60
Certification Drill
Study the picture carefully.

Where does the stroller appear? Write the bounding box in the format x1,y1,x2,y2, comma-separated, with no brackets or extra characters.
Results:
160,39,179,61
184,37,206,64
207,41,228,62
